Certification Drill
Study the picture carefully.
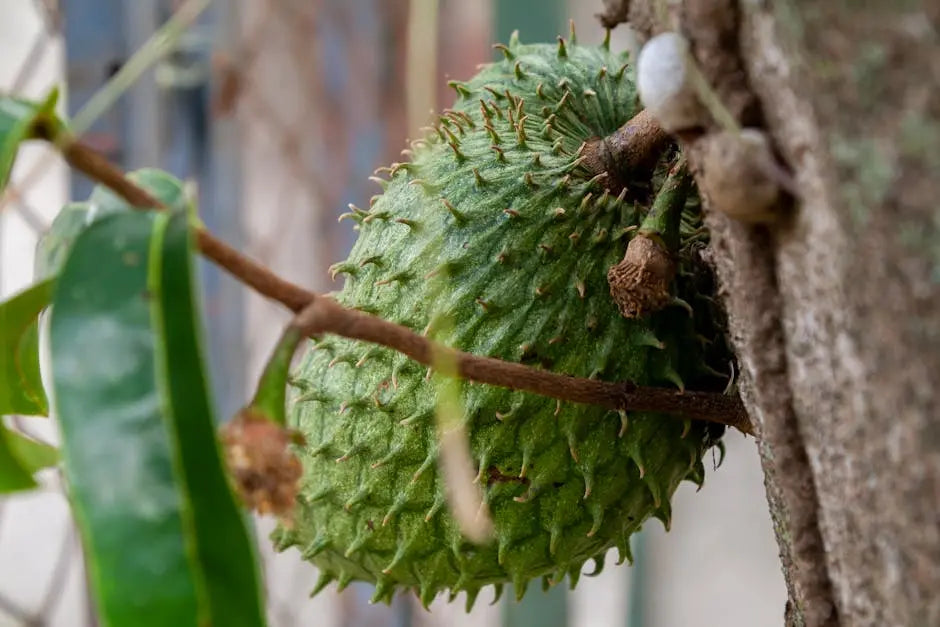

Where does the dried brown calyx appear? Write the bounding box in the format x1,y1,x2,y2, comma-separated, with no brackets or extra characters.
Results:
220,409,304,523
608,233,676,318
608,157,691,318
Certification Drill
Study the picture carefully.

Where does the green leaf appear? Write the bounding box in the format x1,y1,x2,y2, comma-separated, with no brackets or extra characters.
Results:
0,90,61,189
6,431,59,474
36,169,194,281
0,420,57,494
34,202,94,281
5,426,58,473
0,426,40,492
50,210,265,627
0,279,54,416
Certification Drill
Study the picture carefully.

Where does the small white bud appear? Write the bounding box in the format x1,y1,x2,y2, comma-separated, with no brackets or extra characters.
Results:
637,32,707,133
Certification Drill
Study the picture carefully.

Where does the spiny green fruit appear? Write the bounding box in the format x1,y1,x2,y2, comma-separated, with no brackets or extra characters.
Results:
273,33,727,609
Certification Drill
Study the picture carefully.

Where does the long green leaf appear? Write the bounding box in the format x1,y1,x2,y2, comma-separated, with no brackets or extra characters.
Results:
156,208,266,624
0,279,54,416
50,210,265,626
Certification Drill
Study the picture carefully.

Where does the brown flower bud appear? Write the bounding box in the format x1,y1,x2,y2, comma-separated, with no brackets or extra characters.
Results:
220,410,304,523
607,234,676,318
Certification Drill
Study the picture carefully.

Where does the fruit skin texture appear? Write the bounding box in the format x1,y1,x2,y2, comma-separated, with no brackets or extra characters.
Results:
274,36,724,609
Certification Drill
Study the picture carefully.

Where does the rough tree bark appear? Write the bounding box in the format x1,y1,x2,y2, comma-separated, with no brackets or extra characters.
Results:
607,1,940,625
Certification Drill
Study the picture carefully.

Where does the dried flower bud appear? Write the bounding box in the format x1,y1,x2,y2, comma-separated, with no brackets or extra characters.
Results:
608,234,676,318
220,409,304,523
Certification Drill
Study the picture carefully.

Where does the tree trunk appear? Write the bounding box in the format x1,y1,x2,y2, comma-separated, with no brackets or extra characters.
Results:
620,1,940,625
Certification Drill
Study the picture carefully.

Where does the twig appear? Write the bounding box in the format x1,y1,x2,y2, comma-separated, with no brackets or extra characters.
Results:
300,297,752,433
39,126,754,436
41,126,316,313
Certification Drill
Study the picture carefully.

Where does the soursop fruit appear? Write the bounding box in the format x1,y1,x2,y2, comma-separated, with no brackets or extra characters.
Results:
273,32,729,609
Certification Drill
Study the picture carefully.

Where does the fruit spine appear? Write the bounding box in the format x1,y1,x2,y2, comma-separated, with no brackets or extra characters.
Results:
273,31,727,610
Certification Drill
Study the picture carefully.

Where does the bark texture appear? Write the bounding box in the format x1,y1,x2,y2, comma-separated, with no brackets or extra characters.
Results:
620,1,940,624
739,3,940,625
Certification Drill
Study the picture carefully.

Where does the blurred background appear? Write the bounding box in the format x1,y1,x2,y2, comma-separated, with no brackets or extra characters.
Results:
0,1,785,625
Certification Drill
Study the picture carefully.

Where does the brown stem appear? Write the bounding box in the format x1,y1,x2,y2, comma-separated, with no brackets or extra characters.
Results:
45,128,754,436
194,230,314,312
46,126,317,313
581,108,671,193
299,297,751,432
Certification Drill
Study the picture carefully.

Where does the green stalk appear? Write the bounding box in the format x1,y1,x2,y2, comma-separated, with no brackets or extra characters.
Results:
638,159,692,254
247,325,305,426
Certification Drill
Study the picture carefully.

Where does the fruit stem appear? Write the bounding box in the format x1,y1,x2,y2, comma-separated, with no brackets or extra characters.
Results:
639,158,691,253
581,108,671,193
247,325,305,426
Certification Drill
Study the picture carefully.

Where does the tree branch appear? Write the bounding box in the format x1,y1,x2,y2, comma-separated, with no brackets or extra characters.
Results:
42,124,754,436
298,296,751,432
44,129,318,313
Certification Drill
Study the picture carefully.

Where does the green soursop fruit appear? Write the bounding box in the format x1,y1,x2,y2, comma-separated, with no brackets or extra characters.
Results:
273,33,728,609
